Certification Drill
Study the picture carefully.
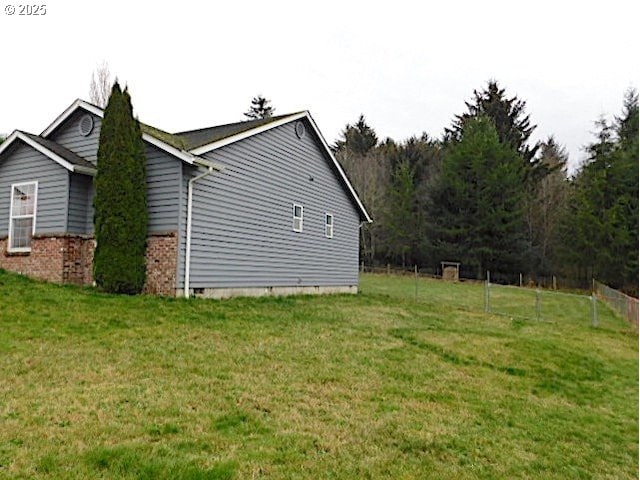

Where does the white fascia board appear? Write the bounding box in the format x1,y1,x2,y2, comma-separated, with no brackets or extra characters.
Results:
193,157,225,171
13,132,96,176
41,99,104,137
189,112,309,156
190,110,372,223
141,133,197,165
304,113,373,223
0,131,96,176
41,99,200,166
0,130,20,156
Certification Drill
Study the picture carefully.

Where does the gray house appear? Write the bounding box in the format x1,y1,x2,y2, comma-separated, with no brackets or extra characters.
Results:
0,100,371,297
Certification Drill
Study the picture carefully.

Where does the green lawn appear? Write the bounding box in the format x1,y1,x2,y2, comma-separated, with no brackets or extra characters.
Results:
0,271,637,479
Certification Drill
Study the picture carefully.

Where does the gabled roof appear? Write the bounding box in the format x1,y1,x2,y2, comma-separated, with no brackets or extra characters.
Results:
40,99,215,169
174,113,304,151
37,99,371,223
185,111,372,223
0,130,97,176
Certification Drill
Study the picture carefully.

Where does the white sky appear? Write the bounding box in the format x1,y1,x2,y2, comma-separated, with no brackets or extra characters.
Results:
1,0,637,171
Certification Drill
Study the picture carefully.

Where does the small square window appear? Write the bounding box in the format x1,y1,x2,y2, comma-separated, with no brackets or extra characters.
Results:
293,204,303,232
325,213,333,238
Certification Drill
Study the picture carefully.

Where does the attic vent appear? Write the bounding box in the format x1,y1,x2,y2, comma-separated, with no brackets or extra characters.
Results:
79,114,94,136
294,121,306,139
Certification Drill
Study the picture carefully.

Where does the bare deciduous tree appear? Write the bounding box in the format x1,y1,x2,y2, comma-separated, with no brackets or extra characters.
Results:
89,61,113,108
336,148,389,264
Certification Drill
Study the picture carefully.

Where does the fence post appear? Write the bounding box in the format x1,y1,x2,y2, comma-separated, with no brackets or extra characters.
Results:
414,265,418,302
553,275,557,291
387,264,390,275
360,261,364,273
591,294,599,327
485,270,491,313
535,289,541,321
519,273,523,287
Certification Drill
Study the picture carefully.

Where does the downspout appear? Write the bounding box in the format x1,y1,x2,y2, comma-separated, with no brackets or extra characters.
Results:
184,166,214,298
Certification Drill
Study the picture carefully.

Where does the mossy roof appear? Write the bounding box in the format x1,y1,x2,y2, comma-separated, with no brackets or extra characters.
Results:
172,114,303,151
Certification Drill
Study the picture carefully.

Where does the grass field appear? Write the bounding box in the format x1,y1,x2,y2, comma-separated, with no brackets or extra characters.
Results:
0,270,637,479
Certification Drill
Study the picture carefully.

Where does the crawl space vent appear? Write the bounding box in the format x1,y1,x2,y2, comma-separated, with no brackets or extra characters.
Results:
294,121,306,139
79,114,94,136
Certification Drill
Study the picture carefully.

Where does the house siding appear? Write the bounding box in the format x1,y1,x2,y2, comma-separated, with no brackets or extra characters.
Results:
0,141,68,237
177,119,361,290
50,110,102,165
57,145,182,235
145,144,181,234
68,174,92,233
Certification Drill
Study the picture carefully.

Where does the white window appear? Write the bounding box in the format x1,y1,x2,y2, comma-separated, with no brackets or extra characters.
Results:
325,213,333,238
293,204,303,232
8,182,38,252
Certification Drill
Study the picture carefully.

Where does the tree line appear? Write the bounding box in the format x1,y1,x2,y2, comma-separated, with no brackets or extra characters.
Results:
334,81,638,294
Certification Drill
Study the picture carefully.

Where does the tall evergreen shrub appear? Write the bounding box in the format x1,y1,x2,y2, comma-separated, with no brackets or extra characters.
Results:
93,82,148,293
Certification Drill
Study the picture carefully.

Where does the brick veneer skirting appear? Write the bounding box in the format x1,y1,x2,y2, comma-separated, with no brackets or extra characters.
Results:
0,232,178,296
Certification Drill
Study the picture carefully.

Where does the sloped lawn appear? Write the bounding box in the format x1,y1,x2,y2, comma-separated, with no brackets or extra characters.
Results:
0,271,637,479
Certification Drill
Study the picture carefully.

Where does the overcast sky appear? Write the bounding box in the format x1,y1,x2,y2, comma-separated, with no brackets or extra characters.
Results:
1,0,637,171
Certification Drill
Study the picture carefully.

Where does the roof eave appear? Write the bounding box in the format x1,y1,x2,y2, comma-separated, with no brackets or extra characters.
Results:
188,111,372,223
189,112,309,155
41,99,202,166
0,131,97,176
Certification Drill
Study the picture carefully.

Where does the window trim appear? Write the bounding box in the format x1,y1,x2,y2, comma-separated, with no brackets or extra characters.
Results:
293,203,303,232
8,181,38,253
325,213,334,238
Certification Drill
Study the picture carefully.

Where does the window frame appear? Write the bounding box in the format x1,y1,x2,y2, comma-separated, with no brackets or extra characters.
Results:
8,181,38,253
325,213,334,238
292,203,304,232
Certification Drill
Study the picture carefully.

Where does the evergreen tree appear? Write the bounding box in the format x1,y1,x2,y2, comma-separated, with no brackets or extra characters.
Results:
429,116,527,278
558,90,638,292
244,95,275,119
446,80,538,163
93,82,148,294
447,80,547,274
383,160,416,267
334,114,378,155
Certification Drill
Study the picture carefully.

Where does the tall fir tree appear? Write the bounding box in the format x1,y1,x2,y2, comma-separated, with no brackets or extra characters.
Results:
558,89,638,292
383,160,417,267
445,80,538,163
334,114,378,156
429,116,527,278
93,82,148,294
244,95,275,119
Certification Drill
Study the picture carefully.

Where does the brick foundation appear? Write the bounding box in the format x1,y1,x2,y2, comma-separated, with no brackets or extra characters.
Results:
142,233,178,296
0,232,178,296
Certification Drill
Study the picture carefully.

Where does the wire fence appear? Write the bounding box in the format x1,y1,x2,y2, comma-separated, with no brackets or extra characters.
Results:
360,263,590,290
360,264,634,329
594,280,639,329
484,281,598,326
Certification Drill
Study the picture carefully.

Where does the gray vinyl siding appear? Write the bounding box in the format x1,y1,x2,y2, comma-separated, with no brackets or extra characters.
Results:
68,174,92,233
178,120,361,289
0,141,68,237
50,110,102,165
145,144,181,233
62,145,181,236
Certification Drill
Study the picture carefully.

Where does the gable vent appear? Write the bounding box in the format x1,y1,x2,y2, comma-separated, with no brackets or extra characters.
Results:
79,114,94,136
294,121,306,139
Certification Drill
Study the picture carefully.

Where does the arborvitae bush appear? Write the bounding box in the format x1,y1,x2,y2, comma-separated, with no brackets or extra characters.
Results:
93,82,148,294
